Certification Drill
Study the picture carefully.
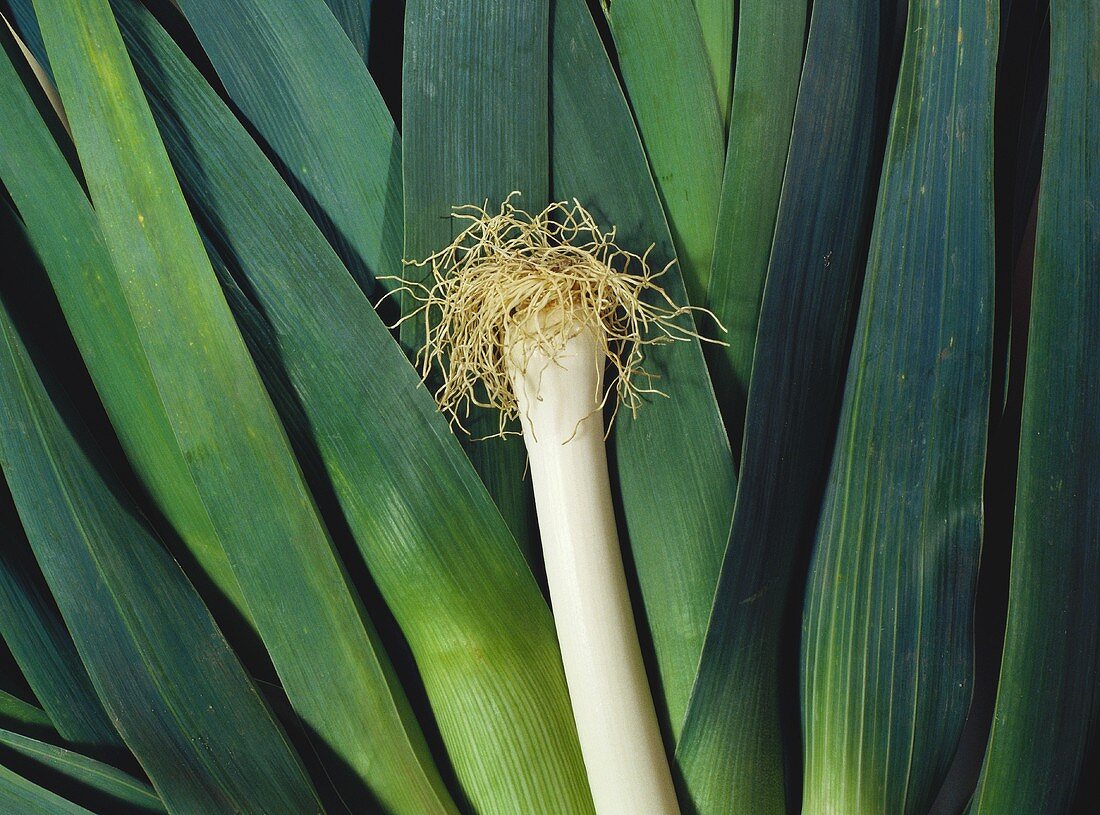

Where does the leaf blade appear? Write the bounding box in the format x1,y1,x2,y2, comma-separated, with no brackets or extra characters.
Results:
800,2,999,811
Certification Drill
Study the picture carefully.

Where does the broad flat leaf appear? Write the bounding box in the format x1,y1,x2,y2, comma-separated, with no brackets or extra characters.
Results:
704,0,806,458
1,478,119,750
113,2,594,813
171,0,400,294
691,0,734,123
801,2,998,812
0,728,164,815
549,0,736,742
402,0,545,571
969,2,1100,811
600,0,724,303
25,2,453,812
0,271,323,814
0,764,96,815
0,15,254,653
675,1,902,812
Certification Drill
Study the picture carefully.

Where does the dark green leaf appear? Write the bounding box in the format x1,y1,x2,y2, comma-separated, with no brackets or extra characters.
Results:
1,477,119,750
800,2,999,812
0,764,96,815
402,0,547,570
23,2,453,811
969,2,1100,811
704,0,806,458
0,728,164,815
0,265,324,814
172,0,400,294
675,1,902,812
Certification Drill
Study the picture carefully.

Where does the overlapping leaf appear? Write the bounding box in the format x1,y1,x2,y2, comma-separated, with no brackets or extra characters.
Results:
704,0,806,457
801,2,999,812
599,0,724,303
0,254,323,813
113,2,593,812
969,2,1100,811
549,0,736,742
19,2,454,811
676,1,903,812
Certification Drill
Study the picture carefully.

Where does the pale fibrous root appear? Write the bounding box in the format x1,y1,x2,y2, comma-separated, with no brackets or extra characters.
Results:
388,193,722,439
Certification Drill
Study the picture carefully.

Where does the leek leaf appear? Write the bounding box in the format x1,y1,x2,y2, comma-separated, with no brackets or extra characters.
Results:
171,0,400,294
0,479,119,750
0,257,323,814
676,1,902,811
550,0,736,743
0,692,55,744
801,2,999,812
704,0,807,457
0,764,97,815
402,0,546,568
600,0,724,303
0,728,164,815
320,0,370,63
25,2,452,811
969,2,1100,810
113,1,594,812
691,0,734,123
0,15,254,654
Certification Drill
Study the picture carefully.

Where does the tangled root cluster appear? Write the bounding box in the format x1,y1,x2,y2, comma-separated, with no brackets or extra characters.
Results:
393,194,717,439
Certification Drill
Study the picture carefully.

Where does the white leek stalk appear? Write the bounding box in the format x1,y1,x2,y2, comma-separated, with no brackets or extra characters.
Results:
509,316,681,815
400,196,713,815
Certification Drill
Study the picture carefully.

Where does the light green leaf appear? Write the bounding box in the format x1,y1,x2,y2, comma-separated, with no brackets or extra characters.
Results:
23,1,453,811
600,0,724,303
112,1,594,812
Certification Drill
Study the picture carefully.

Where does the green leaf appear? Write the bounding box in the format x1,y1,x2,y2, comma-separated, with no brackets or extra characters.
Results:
320,0,370,63
112,2,595,812
0,692,55,744
675,1,903,812
171,0,400,294
800,2,999,812
704,0,806,457
0,268,324,814
0,764,96,815
0,10,255,658
23,2,453,811
600,0,724,303
969,2,1100,811
1,476,119,751
402,0,547,568
549,0,736,743
691,0,734,123
0,728,164,815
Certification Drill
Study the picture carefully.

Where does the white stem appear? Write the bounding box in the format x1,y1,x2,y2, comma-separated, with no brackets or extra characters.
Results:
508,318,681,815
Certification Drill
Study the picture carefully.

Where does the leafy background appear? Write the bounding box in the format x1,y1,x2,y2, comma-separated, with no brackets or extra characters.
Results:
0,0,1096,814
